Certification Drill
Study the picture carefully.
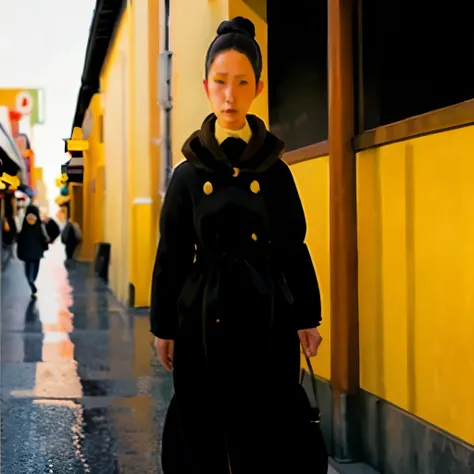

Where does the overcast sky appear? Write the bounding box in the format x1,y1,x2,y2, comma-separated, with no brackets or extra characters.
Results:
0,0,96,202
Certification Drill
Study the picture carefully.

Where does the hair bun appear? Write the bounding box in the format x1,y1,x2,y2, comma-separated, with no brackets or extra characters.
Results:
217,16,256,39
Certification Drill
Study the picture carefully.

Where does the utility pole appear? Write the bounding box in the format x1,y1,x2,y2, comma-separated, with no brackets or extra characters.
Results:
158,0,172,199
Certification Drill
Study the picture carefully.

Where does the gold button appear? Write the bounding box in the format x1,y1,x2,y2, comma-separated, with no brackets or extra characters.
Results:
251,233,258,241
203,181,213,195
250,180,260,194
216,319,220,323
233,167,240,177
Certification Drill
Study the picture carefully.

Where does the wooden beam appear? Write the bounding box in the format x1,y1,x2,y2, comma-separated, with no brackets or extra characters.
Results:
283,140,329,166
328,0,360,461
355,97,474,150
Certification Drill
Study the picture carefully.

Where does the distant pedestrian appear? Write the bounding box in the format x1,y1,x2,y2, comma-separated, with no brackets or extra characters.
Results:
16,204,50,297
61,219,82,263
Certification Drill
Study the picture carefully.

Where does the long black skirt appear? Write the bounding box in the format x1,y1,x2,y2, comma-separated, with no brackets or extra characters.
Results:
161,307,328,472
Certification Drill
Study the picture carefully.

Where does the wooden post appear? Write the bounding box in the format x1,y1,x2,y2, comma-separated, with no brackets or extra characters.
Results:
328,0,360,462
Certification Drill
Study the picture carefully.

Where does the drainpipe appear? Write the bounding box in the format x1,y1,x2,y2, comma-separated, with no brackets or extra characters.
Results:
158,0,173,199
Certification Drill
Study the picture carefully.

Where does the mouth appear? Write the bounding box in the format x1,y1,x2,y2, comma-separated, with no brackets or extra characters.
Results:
223,109,238,114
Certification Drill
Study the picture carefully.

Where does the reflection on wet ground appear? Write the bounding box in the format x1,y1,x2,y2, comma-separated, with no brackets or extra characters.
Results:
1,242,173,473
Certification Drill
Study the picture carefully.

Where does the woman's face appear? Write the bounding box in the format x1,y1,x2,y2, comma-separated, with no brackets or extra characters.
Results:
25,213,37,225
204,49,263,130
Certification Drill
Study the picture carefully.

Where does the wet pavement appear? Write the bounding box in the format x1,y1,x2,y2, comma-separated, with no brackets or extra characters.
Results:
1,241,173,473
1,241,341,474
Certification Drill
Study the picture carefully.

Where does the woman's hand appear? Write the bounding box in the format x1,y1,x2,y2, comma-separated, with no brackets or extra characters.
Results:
298,327,323,358
154,337,175,371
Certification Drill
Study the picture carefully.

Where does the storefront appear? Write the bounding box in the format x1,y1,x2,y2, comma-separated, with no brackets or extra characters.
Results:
0,109,26,271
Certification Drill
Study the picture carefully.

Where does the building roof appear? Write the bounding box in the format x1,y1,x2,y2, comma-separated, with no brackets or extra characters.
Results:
70,0,127,134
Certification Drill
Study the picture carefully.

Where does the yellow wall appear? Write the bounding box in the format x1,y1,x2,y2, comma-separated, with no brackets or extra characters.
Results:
148,0,161,237
101,8,131,305
128,0,159,306
291,158,331,381
81,93,106,250
32,166,42,186
170,0,268,166
357,125,474,445
98,0,159,307
32,167,48,212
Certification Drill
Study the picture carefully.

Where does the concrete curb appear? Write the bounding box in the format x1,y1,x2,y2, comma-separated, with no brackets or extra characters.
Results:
329,458,380,474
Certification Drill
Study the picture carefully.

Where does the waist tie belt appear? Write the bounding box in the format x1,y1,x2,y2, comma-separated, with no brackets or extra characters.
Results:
196,249,276,363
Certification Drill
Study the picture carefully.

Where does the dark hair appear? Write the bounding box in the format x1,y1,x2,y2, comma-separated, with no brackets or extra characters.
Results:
26,204,40,219
205,17,263,83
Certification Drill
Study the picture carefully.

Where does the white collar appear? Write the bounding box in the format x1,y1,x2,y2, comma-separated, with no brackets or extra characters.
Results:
215,119,252,145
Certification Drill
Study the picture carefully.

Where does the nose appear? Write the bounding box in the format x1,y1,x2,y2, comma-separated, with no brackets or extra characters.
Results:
224,84,235,105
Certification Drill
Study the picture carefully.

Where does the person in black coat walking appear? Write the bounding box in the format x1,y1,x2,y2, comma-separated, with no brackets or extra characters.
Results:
16,204,50,297
61,219,82,264
151,17,324,473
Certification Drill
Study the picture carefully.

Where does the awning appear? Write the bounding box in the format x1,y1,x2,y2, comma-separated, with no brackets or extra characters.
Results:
0,119,26,182
68,156,84,167
61,152,84,184
15,133,34,187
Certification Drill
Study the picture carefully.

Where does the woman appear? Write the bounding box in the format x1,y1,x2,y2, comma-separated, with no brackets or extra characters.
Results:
17,204,50,297
150,17,323,473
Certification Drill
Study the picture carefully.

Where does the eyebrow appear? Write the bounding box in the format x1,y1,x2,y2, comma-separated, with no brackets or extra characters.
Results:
213,73,248,78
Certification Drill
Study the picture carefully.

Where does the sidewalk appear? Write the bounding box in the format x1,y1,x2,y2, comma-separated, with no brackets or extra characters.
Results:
1,241,172,473
330,460,379,474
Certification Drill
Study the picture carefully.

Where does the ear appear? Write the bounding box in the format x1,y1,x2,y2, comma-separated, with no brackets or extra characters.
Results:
255,80,264,98
203,78,210,98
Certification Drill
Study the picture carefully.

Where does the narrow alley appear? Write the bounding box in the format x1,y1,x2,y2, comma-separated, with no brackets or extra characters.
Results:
1,242,173,473
2,1,474,473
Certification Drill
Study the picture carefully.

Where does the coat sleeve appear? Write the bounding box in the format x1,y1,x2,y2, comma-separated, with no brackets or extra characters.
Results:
149,163,195,339
272,160,322,330
40,222,51,243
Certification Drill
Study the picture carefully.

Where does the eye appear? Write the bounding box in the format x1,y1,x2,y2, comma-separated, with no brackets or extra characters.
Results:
240,80,249,85
214,79,225,84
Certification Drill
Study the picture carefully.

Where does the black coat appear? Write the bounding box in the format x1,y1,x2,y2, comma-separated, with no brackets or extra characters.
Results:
16,205,49,262
150,114,322,473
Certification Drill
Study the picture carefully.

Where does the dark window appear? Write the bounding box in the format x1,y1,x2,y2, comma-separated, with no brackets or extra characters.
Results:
267,0,328,151
361,1,474,131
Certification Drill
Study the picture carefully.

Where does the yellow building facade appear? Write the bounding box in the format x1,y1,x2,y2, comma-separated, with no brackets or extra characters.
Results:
31,167,50,213
71,0,160,307
70,0,474,472
357,126,474,445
